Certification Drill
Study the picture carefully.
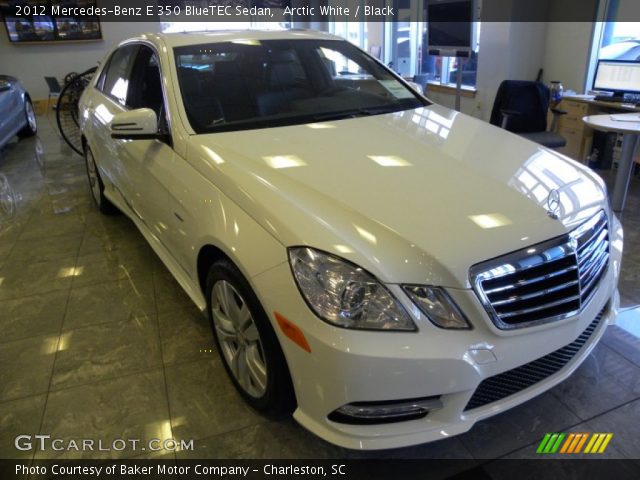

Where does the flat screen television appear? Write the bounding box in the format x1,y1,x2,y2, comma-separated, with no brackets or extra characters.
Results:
593,59,640,97
2,1,102,43
426,0,476,57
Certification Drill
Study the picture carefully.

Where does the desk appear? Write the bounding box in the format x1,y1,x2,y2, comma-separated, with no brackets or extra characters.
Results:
583,113,640,212
554,96,640,162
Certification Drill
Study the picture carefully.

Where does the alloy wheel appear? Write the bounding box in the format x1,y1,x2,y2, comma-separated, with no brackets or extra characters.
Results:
211,280,268,398
85,150,101,205
25,101,37,132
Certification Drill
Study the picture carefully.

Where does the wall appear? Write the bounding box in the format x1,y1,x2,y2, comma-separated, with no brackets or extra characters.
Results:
0,22,160,99
540,22,594,93
1,17,597,116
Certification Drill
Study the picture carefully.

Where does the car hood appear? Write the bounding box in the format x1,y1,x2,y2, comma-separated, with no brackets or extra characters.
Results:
188,104,608,288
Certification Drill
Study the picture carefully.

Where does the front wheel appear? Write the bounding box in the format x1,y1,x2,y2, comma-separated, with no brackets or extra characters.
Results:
17,98,37,138
206,259,295,418
84,146,118,215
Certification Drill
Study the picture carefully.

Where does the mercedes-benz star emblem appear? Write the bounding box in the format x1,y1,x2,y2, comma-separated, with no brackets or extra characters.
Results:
546,189,561,219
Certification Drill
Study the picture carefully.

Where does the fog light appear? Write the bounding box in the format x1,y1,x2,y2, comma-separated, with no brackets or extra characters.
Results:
328,396,442,425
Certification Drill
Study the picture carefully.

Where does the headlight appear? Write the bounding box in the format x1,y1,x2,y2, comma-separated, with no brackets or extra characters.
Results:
402,286,471,330
288,247,416,331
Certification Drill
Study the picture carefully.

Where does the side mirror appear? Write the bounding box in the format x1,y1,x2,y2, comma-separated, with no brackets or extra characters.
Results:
110,108,158,140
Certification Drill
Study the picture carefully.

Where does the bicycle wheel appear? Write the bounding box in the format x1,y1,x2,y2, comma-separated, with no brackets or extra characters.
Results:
55,66,97,156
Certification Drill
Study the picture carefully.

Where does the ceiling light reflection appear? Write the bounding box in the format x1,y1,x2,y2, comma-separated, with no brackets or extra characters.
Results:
469,214,512,229
262,155,306,169
58,266,84,278
367,155,412,167
355,226,377,245
333,244,354,254
203,146,224,164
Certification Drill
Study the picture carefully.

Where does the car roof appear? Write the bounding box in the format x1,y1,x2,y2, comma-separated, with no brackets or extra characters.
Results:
128,29,344,49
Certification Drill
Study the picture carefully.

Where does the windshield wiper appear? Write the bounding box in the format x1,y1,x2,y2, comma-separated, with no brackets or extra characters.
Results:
311,106,397,122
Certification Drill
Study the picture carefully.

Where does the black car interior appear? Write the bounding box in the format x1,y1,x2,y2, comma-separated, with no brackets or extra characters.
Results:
175,40,424,133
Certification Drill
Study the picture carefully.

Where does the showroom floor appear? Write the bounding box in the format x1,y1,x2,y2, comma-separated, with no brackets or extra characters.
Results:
1,117,640,464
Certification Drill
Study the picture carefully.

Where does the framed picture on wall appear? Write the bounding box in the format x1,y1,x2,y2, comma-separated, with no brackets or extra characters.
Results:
1,1,102,43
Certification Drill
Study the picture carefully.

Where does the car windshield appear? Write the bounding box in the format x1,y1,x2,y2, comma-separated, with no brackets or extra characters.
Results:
174,38,428,134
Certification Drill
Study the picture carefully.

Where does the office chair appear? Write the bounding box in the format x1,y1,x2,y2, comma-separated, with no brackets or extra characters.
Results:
44,76,62,111
490,80,567,149
412,74,430,93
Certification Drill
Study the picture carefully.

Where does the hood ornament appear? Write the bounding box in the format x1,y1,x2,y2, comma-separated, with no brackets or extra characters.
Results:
546,189,561,220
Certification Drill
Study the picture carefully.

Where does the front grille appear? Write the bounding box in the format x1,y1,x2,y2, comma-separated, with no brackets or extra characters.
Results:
470,211,609,329
464,307,605,411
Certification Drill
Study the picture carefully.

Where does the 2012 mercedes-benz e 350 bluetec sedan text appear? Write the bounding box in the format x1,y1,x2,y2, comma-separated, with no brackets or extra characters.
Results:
79,30,623,449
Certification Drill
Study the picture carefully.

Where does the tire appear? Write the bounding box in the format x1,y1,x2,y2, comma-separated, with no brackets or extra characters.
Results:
206,259,295,418
17,98,37,138
84,146,118,215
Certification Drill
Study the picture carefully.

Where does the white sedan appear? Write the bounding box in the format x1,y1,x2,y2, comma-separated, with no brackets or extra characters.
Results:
79,30,622,450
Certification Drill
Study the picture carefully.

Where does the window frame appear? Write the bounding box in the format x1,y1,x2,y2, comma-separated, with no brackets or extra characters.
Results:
96,44,139,107
95,41,173,143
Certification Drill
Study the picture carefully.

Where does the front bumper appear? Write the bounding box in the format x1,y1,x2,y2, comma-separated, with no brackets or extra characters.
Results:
250,218,623,450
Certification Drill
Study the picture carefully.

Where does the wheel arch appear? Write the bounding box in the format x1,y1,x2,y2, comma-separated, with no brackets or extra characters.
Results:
197,244,232,296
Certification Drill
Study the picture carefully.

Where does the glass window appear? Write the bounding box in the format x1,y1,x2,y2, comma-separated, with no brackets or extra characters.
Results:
101,45,138,106
420,23,480,88
589,0,640,94
598,22,640,61
126,46,166,126
174,39,428,134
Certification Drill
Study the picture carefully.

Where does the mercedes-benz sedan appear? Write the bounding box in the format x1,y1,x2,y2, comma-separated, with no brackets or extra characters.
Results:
78,30,622,449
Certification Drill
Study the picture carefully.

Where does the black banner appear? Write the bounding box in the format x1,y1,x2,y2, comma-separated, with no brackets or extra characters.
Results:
0,0,621,23
1,459,640,480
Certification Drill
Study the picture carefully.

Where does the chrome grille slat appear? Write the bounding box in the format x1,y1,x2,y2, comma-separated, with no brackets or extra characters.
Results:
577,220,607,253
578,230,608,266
490,279,580,306
580,248,608,285
483,265,578,295
470,211,609,330
580,254,609,300
498,295,581,319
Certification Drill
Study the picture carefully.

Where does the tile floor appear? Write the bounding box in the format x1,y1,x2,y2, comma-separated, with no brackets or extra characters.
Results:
0,117,639,462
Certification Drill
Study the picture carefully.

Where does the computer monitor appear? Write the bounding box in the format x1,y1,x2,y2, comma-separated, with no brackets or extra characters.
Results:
593,59,640,96
426,0,476,57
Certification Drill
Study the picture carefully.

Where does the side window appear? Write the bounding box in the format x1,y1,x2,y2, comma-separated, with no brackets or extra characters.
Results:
101,45,138,106
127,46,164,119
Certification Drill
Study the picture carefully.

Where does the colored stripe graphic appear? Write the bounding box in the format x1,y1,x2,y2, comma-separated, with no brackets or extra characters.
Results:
537,433,552,454
550,433,565,453
559,433,575,453
574,433,589,453
538,433,613,454
598,433,613,453
584,433,614,454
537,433,565,454
584,434,599,453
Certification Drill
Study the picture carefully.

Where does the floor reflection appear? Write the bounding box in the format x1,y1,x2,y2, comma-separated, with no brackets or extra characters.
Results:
616,306,640,339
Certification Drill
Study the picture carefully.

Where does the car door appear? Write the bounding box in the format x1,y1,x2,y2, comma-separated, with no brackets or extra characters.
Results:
0,77,21,144
88,44,139,203
115,45,178,255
